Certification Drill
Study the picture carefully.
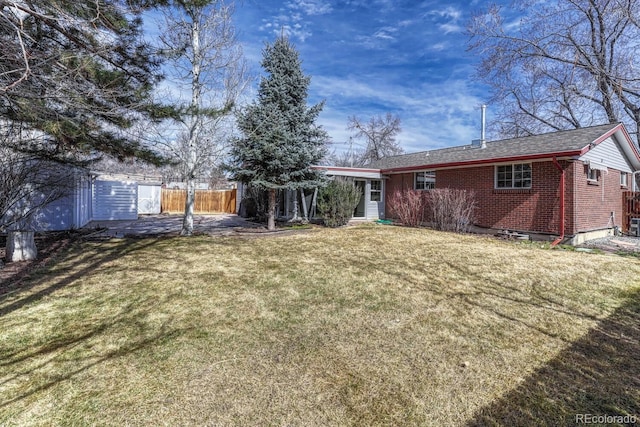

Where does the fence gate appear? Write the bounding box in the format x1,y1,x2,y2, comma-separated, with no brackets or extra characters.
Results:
161,188,237,214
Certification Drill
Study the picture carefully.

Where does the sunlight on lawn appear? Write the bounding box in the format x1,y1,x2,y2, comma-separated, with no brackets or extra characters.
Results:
1,226,639,426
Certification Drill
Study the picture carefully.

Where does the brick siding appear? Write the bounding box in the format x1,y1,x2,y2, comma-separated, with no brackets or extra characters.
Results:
384,160,626,234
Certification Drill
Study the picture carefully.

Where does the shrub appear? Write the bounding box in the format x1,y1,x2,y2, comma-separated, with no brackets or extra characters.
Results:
241,185,268,221
389,189,427,227
317,180,361,227
389,188,476,232
426,189,476,232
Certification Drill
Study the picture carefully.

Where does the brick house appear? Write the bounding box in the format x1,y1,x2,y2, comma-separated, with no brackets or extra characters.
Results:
316,123,640,244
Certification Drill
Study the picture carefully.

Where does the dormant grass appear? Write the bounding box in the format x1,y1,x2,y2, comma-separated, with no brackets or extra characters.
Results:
1,225,638,426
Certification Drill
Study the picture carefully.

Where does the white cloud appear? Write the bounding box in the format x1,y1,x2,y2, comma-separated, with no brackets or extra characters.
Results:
258,0,334,43
259,15,313,42
430,42,448,51
374,26,398,41
427,6,464,35
311,75,486,153
430,6,462,21
439,23,463,34
286,0,333,16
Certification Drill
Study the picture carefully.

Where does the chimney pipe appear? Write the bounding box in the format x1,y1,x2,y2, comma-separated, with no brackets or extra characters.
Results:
481,104,486,149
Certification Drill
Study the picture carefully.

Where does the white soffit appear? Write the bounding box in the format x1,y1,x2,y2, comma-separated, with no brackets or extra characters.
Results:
588,161,608,172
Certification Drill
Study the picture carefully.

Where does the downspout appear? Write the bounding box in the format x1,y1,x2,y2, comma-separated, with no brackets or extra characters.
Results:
551,157,565,247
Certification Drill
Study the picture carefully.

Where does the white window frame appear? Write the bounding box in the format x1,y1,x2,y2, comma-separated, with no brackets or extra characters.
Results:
370,180,382,201
587,167,599,182
495,163,532,189
414,171,435,190
620,172,628,187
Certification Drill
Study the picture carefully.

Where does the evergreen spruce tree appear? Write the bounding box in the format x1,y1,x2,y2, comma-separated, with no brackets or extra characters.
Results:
228,35,328,230
0,0,169,165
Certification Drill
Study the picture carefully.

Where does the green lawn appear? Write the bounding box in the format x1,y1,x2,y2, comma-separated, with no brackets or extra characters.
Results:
1,225,639,426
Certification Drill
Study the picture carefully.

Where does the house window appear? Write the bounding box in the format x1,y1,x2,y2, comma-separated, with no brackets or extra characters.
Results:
620,172,628,187
587,167,599,182
495,164,532,188
415,171,435,190
370,180,382,201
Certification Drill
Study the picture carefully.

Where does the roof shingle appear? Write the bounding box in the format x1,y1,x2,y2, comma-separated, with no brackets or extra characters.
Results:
367,123,620,171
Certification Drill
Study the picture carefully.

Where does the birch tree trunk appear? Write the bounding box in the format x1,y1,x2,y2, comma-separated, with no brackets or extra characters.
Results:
180,9,203,237
159,2,247,236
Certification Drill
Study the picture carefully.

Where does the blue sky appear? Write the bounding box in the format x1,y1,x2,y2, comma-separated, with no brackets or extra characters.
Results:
232,0,505,155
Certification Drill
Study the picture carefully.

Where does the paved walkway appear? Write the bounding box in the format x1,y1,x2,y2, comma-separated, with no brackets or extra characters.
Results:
84,214,260,238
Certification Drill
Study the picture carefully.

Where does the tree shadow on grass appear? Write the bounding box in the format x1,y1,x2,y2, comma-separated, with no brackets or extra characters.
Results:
0,313,188,409
467,288,640,427
0,236,165,317
0,247,191,412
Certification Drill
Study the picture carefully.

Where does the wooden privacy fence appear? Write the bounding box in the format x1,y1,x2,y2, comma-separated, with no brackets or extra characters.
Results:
622,191,640,233
161,188,237,214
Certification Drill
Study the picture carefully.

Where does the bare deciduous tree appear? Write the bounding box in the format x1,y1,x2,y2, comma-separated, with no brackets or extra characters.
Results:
468,0,640,142
347,113,403,164
0,126,76,261
156,0,247,236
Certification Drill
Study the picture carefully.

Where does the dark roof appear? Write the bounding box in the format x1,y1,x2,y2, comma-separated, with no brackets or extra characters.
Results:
367,123,621,171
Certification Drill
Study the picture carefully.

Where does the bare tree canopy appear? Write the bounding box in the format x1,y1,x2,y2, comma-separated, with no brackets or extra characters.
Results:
347,113,403,165
0,144,73,232
468,0,640,142
156,0,247,235
0,0,168,164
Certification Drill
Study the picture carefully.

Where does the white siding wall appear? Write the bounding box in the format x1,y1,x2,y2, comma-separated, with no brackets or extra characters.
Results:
92,180,138,221
36,195,74,231
36,173,91,231
73,174,92,228
580,136,633,172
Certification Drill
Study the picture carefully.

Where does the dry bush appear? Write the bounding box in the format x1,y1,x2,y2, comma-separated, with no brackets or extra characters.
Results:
426,188,476,232
389,189,427,227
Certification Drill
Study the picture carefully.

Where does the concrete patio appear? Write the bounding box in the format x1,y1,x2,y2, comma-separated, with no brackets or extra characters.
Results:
84,214,260,238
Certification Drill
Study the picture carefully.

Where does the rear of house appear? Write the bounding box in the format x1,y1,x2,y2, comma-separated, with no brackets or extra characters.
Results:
234,123,639,243
370,123,640,243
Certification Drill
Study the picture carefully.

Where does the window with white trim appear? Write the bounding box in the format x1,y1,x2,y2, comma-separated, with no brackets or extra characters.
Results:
495,163,532,188
370,180,382,201
587,167,599,182
414,171,435,190
620,172,628,187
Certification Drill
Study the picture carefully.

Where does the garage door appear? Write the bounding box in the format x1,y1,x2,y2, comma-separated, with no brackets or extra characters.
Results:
92,180,138,220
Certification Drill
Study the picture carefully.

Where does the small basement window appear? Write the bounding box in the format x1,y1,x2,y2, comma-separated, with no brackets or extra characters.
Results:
415,171,435,190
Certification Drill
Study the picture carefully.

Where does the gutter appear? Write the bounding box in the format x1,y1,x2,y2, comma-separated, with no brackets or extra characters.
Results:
551,157,565,247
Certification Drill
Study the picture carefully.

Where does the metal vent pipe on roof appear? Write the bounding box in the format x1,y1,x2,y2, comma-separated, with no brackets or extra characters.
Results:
481,104,487,149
